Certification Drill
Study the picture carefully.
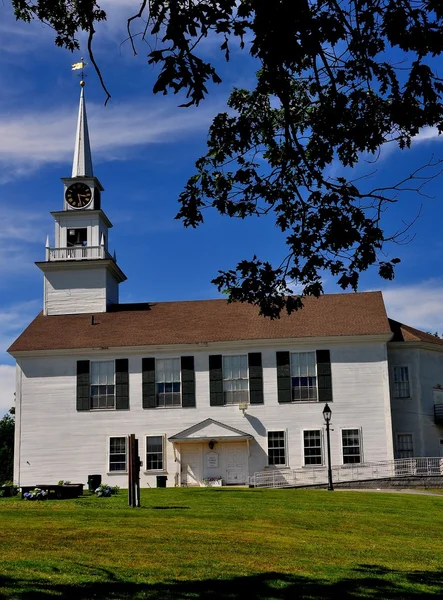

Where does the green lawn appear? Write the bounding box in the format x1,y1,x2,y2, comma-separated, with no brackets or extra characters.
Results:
0,487,442,599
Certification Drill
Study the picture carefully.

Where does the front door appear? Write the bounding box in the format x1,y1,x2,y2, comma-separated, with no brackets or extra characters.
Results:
225,443,248,484
181,444,202,486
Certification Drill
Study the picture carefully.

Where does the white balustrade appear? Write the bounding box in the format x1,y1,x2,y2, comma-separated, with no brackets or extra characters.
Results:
250,457,443,488
46,246,113,261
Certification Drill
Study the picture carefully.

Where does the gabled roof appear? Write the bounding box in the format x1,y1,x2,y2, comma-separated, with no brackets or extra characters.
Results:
388,319,443,346
8,292,392,353
169,418,253,442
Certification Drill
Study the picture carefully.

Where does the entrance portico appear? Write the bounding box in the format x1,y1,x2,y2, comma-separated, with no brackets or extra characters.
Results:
169,418,254,486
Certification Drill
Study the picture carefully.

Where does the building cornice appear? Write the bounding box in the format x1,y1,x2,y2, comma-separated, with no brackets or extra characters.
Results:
35,258,126,283
51,209,112,228
388,340,443,353
10,332,393,359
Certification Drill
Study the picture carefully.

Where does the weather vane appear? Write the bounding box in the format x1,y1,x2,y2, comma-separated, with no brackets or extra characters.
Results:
71,58,87,87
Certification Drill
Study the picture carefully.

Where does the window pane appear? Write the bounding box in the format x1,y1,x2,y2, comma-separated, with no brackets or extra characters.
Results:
291,353,317,401
268,431,286,465
304,430,322,465
109,437,127,471
146,436,164,470
342,429,361,464
222,355,249,405
156,359,181,407
394,366,410,398
90,362,115,409
397,434,413,458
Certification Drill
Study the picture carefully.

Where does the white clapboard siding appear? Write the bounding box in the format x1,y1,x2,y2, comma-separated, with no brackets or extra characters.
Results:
14,338,396,488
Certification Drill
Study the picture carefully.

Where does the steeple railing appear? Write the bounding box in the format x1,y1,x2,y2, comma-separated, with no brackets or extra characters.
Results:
46,246,113,261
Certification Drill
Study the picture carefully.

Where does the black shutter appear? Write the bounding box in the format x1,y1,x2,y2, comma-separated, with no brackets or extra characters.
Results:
276,351,291,403
115,359,129,410
142,358,156,409
77,360,90,411
181,356,196,408
209,355,224,406
316,349,333,402
248,352,264,404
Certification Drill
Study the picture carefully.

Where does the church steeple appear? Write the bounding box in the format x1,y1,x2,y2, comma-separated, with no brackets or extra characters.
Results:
36,78,126,316
72,84,93,178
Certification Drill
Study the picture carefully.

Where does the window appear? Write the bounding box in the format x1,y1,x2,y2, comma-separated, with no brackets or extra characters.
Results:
146,436,164,471
223,355,249,405
393,366,410,398
303,430,323,465
109,437,127,472
291,352,317,401
156,358,181,407
342,429,362,464
90,361,115,409
67,228,87,247
268,431,286,465
397,434,413,458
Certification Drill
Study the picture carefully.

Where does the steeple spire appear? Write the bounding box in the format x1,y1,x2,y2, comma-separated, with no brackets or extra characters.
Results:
72,82,93,178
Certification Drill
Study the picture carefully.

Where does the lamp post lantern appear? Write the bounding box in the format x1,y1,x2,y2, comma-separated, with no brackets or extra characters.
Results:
322,403,334,491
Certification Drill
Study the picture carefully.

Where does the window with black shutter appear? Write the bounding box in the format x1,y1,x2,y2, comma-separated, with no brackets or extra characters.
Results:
277,350,333,403
142,357,195,408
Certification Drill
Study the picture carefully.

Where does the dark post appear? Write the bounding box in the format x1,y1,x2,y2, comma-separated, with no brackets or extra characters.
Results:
322,403,334,491
128,434,141,507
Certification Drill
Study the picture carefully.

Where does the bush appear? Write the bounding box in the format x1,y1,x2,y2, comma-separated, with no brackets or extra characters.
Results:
23,488,48,501
0,481,19,497
95,483,120,498
57,480,71,485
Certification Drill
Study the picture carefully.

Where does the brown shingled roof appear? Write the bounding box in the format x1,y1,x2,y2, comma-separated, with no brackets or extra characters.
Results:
8,292,391,353
388,319,443,346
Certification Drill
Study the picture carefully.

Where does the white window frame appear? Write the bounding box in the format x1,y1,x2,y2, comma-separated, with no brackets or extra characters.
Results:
341,428,363,465
108,435,128,474
90,360,116,410
267,430,288,467
290,351,318,402
396,433,414,459
393,365,410,399
155,357,182,408
145,434,166,473
222,354,249,405
302,429,324,467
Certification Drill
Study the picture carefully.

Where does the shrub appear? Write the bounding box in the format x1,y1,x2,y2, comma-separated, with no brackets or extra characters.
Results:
95,483,120,498
57,480,71,485
0,481,19,497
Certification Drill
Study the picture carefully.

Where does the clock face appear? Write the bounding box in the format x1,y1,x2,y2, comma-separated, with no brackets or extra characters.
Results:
65,182,92,209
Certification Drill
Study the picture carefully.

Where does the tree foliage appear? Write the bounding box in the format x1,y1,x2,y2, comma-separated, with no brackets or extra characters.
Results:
0,408,15,485
11,0,443,316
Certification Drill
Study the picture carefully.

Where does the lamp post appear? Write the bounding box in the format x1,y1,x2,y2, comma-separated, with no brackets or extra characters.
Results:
322,403,334,491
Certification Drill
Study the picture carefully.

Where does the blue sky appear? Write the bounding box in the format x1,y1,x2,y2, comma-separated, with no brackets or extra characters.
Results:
1,1,443,415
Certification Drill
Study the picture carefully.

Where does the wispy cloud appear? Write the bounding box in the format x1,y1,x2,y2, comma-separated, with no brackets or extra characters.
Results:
0,365,15,417
0,300,40,354
0,97,219,183
381,279,443,332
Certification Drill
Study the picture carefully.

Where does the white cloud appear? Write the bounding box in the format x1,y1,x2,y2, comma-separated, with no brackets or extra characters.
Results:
381,280,443,332
412,127,442,145
0,300,40,354
0,97,218,182
0,365,15,417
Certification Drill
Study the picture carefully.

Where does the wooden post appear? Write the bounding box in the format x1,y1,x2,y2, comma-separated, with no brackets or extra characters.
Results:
128,434,141,508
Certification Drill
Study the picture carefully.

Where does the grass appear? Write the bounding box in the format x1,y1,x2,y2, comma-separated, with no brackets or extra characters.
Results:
0,487,442,599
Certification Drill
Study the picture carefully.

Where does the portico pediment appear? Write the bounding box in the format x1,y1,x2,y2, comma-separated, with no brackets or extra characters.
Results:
169,418,253,442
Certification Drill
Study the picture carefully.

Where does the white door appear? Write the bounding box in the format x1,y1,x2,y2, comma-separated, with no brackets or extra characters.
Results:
181,444,202,486
225,443,248,484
